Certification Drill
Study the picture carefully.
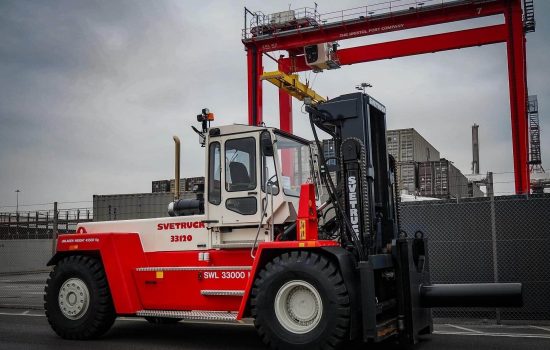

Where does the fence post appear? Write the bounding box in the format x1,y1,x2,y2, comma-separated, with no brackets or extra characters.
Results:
16,212,19,238
35,211,39,238
52,202,58,256
8,213,12,239
489,193,501,324
27,212,30,239
45,212,49,238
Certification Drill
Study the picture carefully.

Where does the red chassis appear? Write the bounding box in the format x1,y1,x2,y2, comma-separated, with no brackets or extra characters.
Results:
49,234,339,319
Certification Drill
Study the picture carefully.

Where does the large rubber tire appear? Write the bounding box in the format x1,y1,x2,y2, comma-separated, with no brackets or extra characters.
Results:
251,251,350,350
44,255,116,339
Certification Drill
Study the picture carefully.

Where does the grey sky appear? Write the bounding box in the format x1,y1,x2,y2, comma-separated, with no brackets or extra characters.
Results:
1,0,549,210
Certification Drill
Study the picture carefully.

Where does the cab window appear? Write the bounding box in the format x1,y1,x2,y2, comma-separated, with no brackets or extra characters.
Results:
261,131,279,195
225,137,256,192
208,142,221,205
275,133,312,197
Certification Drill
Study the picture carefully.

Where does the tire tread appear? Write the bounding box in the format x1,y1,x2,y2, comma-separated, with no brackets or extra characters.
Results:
250,251,350,350
44,255,115,340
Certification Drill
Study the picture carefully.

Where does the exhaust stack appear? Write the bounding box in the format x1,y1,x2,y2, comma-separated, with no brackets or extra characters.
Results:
168,134,204,217
472,123,480,174
173,136,181,200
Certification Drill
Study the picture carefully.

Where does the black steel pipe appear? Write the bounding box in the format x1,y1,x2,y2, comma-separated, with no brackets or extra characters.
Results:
420,283,523,308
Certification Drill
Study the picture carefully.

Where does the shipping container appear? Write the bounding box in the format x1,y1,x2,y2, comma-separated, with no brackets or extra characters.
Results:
169,178,187,194
152,180,171,193
386,129,440,163
417,159,469,199
185,177,205,191
152,178,206,194
396,161,417,194
93,191,196,222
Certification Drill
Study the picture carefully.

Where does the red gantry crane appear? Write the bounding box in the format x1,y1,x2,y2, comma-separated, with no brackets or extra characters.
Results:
242,0,536,194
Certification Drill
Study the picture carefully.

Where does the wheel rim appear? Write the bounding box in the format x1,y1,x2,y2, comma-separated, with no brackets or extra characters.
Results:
58,277,90,320
274,280,323,334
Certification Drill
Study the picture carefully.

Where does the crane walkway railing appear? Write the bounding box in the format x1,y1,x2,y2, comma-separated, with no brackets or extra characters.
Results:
243,0,500,40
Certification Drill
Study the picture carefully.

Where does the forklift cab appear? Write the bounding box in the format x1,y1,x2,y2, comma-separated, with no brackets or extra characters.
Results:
204,124,318,234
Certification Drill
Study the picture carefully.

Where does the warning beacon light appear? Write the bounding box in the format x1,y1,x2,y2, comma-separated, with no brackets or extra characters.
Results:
193,108,215,147
197,108,214,122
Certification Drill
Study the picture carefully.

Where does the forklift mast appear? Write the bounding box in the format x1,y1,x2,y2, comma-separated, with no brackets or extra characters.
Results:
307,92,522,343
307,92,398,258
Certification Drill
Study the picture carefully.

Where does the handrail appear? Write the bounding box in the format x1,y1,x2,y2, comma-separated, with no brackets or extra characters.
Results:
242,0,499,40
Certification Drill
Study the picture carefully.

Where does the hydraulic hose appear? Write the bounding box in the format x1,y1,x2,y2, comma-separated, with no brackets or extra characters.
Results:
308,113,366,261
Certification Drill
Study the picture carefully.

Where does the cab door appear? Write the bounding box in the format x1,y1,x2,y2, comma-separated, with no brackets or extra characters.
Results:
221,134,261,225
205,133,262,226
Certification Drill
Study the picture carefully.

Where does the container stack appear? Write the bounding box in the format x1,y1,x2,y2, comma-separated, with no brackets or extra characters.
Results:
417,159,470,199
386,129,440,194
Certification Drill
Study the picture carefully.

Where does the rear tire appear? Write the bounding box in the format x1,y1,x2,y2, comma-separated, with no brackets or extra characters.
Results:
251,251,350,350
44,255,116,339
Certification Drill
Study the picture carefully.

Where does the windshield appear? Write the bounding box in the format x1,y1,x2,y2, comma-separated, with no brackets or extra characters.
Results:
275,133,313,197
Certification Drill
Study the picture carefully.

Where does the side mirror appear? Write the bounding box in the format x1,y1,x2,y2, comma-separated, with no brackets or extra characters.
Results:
261,132,274,157
266,183,279,195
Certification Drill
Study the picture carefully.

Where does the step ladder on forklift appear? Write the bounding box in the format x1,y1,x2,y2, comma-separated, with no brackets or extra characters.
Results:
135,265,249,322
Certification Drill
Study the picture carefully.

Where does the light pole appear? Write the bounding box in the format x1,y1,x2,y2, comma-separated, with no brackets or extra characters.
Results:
15,189,20,215
355,82,372,94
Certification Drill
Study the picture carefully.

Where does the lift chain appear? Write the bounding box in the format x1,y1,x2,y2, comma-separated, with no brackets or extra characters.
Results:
340,137,372,255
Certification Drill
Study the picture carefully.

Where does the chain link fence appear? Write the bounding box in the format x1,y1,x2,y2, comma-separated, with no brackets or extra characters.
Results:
0,206,93,308
0,208,92,240
0,195,549,324
401,193,550,323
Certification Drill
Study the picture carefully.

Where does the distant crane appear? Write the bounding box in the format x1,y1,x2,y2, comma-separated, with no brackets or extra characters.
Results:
528,95,544,173
528,95,549,193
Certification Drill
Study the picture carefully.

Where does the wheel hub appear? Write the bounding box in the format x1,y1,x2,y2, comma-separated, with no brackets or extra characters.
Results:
274,280,323,334
58,278,90,320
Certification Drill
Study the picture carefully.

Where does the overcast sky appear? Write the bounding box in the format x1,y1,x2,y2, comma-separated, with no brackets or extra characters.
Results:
1,0,549,211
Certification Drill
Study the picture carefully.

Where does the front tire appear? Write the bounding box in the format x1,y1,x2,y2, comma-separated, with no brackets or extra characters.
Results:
251,251,350,350
44,255,116,339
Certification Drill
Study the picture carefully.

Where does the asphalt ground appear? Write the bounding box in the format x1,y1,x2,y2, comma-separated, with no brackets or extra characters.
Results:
2,273,550,349
0,309,549,350
0,272,48,309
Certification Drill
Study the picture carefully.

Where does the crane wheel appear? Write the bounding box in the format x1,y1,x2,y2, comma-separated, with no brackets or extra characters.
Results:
44,255,116,339
250,251,350,350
